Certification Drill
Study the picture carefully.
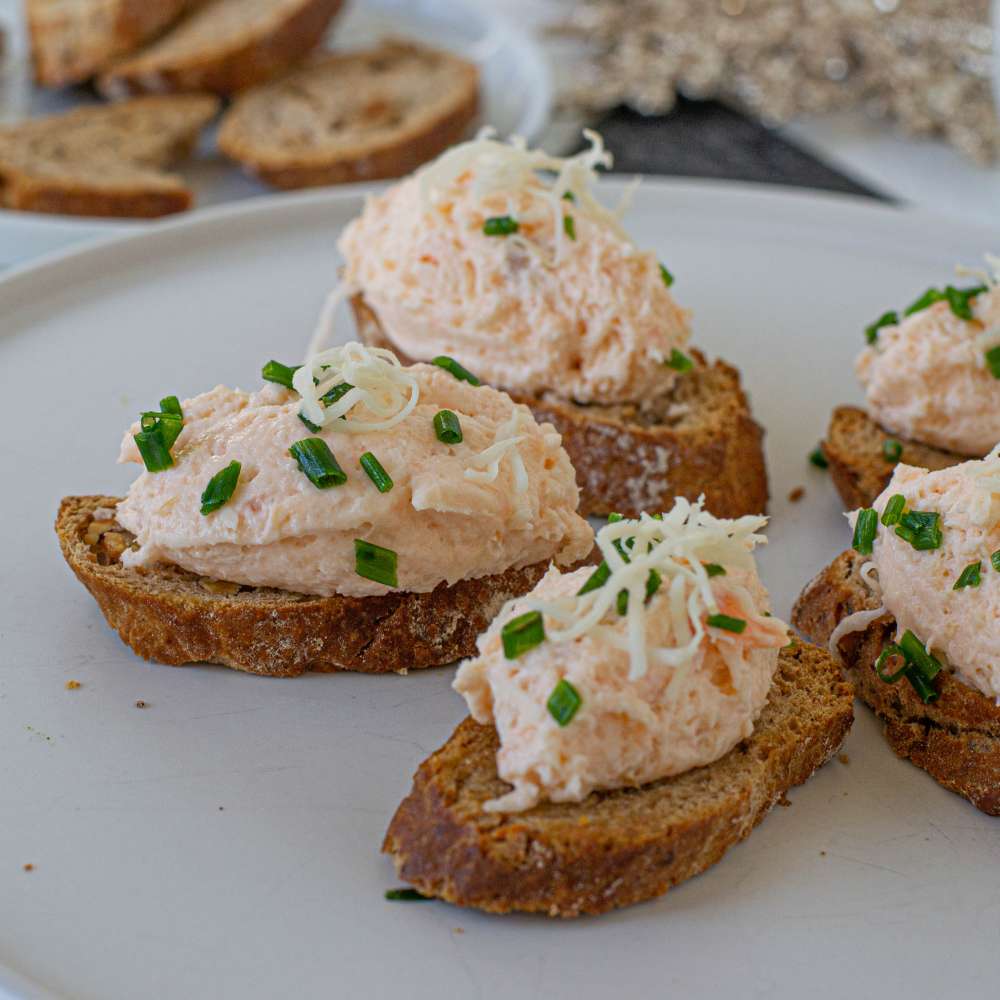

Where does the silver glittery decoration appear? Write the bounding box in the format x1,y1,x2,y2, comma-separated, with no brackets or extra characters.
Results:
557,0,1000,162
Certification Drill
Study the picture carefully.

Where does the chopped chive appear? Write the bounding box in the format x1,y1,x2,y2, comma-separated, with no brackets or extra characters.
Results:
953,561,982,590
501,610,545,659
944,284,986,321
985,345,1000,379
809,446,828,469
563,215,576,240
577,561,610,595
904,287,945,316
881,493,906,526
159,395,182,418
992,550,1000,572
547,678,581,726
384,888,428,901
882,438,903,462
898,630,942,681
703,563,726,577
433,409,463,444
865,310,898,345
874,635,939,703
289,438,347,489
298,409,322,433
354,539,398,587
617,569,663,614
607,512,624,523
431,356,480,386
360,452,393,493
262,360,300,390
141,411,183,450
483,215,518,236
874,644,908,683
665,348,694,373
894,509,942,551
659,263,674,287
200,460,241,515
320,381,354,408
707,613,747,634
134,429,173,472
561,190,575,202
905,668,938,703
852,508,878,555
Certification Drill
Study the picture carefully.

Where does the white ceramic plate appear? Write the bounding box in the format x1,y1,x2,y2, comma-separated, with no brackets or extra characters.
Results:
1,181,998,1000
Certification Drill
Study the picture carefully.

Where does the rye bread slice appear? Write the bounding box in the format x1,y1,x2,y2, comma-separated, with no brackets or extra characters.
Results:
822,405,964,510
218,41,480,189
383,640,853,917
351,294,768,520
0,94,218,217
792,549,1000,815
97,0,344,98
57,495,559,677
27,0,195,86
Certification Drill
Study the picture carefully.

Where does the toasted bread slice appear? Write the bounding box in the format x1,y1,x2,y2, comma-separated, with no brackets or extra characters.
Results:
383,641,852,917
97,0,344,98
57,495,560,676
822,405,963,510
0,94,218,217
27,0,195,87
792,549,1000,815
352,294,768,519
218,41,480,190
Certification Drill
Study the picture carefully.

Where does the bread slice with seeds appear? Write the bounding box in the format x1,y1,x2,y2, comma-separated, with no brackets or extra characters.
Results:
97,0,344,98
57,495,560,676
0,94,218,217
217,41,480,189
382,640,853,917
353,294,768,519
822,405,963,510
792,548,1000,815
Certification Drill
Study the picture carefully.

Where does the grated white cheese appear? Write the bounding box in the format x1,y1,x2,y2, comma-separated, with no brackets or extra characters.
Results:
292,341,419,432
955,252,1000,289
464,406,529,491
966,443,1000,527
526,497,774,681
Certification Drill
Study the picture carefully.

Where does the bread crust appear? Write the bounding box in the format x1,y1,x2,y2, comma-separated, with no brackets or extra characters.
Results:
822,405,964,510
351,294,768,519
383,640,852,916
792,549,1000,815
57,495,558,676
98,0,344,97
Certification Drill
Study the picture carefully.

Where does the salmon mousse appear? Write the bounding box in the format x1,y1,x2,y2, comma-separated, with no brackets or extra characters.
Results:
319,129,768,520
56,342,594,676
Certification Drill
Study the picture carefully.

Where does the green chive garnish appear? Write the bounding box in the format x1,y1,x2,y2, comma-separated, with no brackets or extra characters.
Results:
616,569,661,615
384,888,428,901
992,550,1000,572
874,644,908,683
809,447,828,469
134,428,174,472
547,678,581,727
355,539,398,587
707,613,747,634
563,215,576,240
904,287,945,316
882,438,903,462
141,411,183,450
944,284,986,320
200,460,241,515
159,395,182,418
865,310,898,345
898,629,942,681
431,356,480,386
262,360,300,390
906,670,938,703
360,452,393,493
985,345,1000,379
881,493,906,526
577,561,610,595
704,563,726,577
320,382,354,408
289,438,347,489
561,190,575,202
874,633,940,703
659,263,674,287
665,348,694,373
954,561,982,590
852,508,878,555
483,215,518,236
894,509,942,551
298,409,322,433
433,409,463,444
501,611,545,659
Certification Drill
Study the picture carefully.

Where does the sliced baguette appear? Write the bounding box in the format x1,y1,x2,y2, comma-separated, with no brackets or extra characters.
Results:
26,0,195,87
792,549,1000,815
352,294,768,519
383,640,853,917
218,41,480,189
97,0,344,98
57,495,558,677
0,94,218,217
822,405,963,510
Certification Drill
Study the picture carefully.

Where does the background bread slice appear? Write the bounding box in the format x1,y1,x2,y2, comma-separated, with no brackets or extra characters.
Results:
27,0,195,87
792,549,1000,815
97,0,344,98
0,94,218,217
383,640,852,917
353,294,768,519
57,495,561,676
217,41,479,189
822,405,963,509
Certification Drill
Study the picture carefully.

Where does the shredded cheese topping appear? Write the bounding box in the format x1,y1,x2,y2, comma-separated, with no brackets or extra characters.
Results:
525,498,774,681
292,341,419,432
955,252,1000,289
826,561,885,666
965,442,1000,526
